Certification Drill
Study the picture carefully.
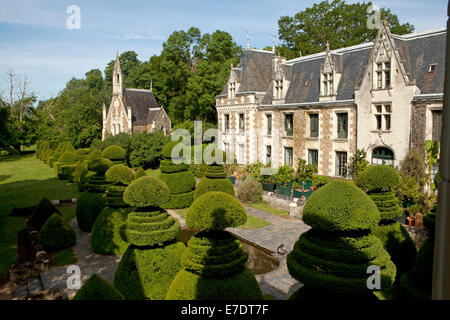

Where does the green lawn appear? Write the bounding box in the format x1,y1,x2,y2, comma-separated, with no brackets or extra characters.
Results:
0,154,80,277
239,214,270,230
249,202,289,217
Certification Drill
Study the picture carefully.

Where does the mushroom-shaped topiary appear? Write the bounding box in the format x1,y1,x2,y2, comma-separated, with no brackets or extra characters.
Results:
186,192,247,231
114,176,186,299
356,165,416,278
38,213,76,251
102,145,126,164
166,192,263,300
194,164,235,200
287,180,396,299
91,164,135,255
88,150,102,162
158,141,196,209
72,274,124,300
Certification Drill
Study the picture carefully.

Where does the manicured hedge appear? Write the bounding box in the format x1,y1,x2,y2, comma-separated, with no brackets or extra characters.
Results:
161,191,194,210
102,145,126,162
194,165,235,200
105,164,134,186
30,197,61,231
287,180,396,298
166,188,262,300
368,191,402,221
85,174,111,193
114,176,185,299
38,213,76,251
76,192,105,232
104,185,127,207
72,274,124,300
91,206,132,255
355,165,400,192
186,192,247,231
158,171,195,195
123,176,170,208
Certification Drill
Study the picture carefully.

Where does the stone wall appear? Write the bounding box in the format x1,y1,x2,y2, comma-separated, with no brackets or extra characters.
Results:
411,103,427,150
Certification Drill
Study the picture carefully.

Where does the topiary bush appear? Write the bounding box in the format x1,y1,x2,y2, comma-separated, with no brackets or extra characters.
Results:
356,165,417,278
114,176,186,299
236,177,263,203
30,197,61,231
102,145,126,164
85,158,114,193
166,192,263,300
287,180,396,299
194,164,235,200
134,167,146,179
38,213,76,251
72,274,124,300
54,152,77,179
91,165,135,255
76,192,105,232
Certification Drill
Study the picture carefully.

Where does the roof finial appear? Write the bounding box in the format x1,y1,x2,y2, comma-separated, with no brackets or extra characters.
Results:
325,41,330,51
271,33,276,53
246,29,250,49
150,79,153,92
299,50,302,57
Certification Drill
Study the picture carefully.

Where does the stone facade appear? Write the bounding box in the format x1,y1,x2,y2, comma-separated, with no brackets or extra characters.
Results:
216,22,445,177
102,52,171,139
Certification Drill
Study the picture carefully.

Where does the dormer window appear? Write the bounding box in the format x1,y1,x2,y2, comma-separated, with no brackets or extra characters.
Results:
229,81,236,100
428,64,437,73
376,61,391,89
275,79,283,100
322,72,334,96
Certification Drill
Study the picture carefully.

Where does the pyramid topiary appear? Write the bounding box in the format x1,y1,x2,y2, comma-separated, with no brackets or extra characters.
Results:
287,180,396,299
30,197,61,231
91,165,135,254
76,191,105,232
38,213,76,251
158,141,196,209
356,165,416,278
114,176,186,299
194,164,235,200
102,145,126,164
166,191,263,300
134,167,146,179
399,206,436,299
72,274,124,300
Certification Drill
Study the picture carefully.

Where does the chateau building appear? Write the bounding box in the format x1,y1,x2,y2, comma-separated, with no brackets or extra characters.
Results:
102,52,171,140
216,21,445,178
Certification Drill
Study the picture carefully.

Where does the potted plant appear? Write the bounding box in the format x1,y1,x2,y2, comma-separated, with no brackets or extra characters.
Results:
293,159,316,199
262,174,276,192
274,165,294,197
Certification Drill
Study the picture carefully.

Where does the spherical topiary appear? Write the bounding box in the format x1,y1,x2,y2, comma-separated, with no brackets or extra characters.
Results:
123,176,170,208
38,214,76,251
72,274,124,300
91,206,132,255
102,145,126,161
105,164,134,185
355,165,400,192
194,165,235,200
287,180,396,298
89,158,114,174
186,192,247,231
76,191,105,232
30,197,60,231
114,176,185,299
134,167,147,179
88,150,102,161
302,180,380,232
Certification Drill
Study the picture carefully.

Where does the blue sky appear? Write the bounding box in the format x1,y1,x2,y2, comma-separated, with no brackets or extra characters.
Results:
0,0,447,101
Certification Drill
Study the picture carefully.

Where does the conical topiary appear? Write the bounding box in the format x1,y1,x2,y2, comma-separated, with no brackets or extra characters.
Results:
72,274,124,300
102,145,126,164
166,191,263,300
30,197,60,231
38,213,76,251
91,164,135,255
399,205,436,299
158,141,196,209
356,165,417,278
287,180,396,299
114,176,186,300
194,164,235,200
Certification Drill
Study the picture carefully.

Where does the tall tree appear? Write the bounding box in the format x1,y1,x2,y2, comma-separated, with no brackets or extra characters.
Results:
277,0,414,59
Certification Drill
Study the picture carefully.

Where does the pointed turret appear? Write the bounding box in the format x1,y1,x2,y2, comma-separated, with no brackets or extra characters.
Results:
112,51,123,96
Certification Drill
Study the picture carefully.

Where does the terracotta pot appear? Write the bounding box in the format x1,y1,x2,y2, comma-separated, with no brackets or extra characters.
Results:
406,216,415,226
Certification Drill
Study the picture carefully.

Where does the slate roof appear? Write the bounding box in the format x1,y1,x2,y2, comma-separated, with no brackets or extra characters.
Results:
122,88,160,125
219,28,446,105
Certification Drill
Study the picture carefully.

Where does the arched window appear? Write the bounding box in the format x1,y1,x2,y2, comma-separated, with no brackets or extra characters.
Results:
372,147,394,166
